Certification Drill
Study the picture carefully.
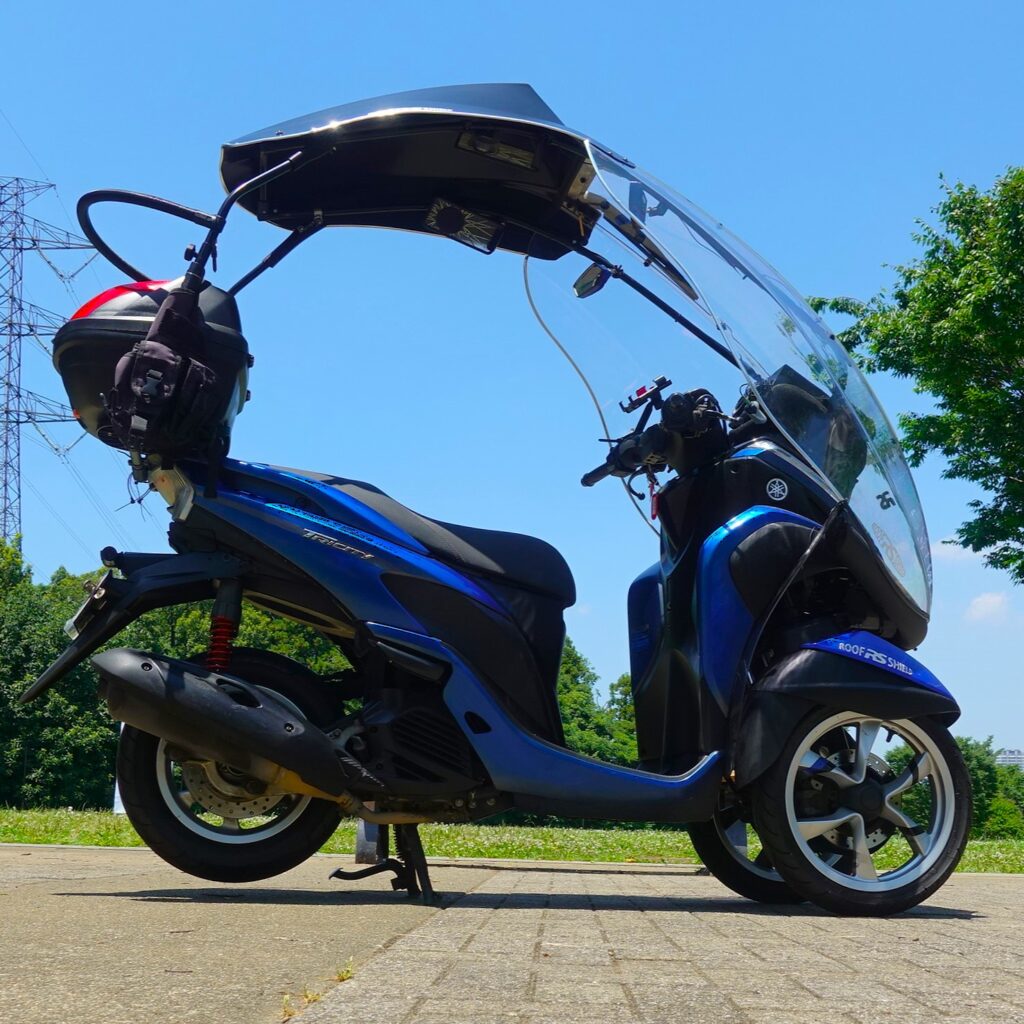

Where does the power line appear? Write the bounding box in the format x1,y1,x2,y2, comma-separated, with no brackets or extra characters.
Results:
0,107,51,182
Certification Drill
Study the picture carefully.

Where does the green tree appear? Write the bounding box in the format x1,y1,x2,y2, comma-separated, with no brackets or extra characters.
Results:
887,734,996,837
557,639,635,767
983,796,1024,839
956,736,999,834
0,557,118,809
0,541,348,809
605,672,638,766
811,168,1024,578
996,763,1024,814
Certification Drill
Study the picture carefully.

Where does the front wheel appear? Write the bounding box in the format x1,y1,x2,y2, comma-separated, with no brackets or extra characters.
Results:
688,796,803,904
752,709,971,916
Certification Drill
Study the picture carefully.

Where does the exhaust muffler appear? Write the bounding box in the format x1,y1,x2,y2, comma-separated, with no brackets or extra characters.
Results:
92,648,348,798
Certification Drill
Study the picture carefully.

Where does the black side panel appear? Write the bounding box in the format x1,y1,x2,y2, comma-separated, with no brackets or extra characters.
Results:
729,522,819,614
382,574,564,746
834,514,929,649
735,648,960,785
479,579,567,706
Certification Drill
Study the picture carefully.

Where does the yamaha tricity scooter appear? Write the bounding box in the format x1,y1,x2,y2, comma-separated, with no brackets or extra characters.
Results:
25,84,970,915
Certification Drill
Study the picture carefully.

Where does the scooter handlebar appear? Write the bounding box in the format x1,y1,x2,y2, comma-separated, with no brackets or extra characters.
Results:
581,431,663,487
581,460,615,487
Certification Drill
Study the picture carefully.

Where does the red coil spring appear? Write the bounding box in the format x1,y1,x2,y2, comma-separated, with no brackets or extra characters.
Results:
206,614,238,672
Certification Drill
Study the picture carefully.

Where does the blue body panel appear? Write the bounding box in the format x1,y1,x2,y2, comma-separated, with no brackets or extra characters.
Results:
697,505,819,709
366,623,722,819
627,563,663,684
189,462,506,636
232,461,431,553
803,630,954,701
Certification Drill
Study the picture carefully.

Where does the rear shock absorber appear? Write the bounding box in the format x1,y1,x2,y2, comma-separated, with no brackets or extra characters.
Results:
206,578,242,673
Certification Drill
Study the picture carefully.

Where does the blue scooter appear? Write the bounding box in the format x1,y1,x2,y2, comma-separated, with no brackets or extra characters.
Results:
25,84,970,915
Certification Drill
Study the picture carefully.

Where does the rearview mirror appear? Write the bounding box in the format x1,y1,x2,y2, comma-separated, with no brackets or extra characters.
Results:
573,263,611,299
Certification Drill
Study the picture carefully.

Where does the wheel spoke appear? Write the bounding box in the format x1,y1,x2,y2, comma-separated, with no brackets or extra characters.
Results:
848,814,878,880
799,750,857,788
880,803,934,858
220,817,241,834
883,751,933,799
853,720,882,783
723,817,748,856
797,809,858,840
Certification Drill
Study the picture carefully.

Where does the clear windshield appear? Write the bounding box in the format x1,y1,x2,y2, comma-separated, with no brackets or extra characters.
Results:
526,145,932,614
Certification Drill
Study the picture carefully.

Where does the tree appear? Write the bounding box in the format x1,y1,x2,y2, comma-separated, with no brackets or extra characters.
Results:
0,541,349,809
996,763,1024,815
556,639,636,767
887,734,997,837
0,559,119,808
811,167,1024,578
605,672,638,767
983,796,1024,839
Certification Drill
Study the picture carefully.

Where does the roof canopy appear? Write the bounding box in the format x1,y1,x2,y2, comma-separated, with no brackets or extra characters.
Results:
220,84,601,259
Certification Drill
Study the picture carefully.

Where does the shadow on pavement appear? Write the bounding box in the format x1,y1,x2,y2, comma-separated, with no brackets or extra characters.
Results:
53,887,977,918
445,891,978,918
53,888,469,906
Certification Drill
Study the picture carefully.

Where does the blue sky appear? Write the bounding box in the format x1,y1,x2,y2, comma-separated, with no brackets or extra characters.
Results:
2,1,1022,748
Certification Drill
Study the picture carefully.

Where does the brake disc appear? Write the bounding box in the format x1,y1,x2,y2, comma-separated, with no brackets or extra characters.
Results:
181,762,281,819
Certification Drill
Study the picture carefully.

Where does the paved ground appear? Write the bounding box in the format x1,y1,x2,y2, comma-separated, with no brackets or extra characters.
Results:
0,845,492,1024
2,846,1022,1024
300,866,1024,1024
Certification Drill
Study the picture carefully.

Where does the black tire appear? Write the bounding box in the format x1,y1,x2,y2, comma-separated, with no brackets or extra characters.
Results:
752,708,971,916
117,648,345,883
689,801,803,904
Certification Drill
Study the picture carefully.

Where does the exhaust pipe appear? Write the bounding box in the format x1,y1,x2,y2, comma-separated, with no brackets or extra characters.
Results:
92,648,349,798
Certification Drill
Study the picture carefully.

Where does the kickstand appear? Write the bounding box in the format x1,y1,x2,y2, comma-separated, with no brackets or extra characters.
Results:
329,823,438,904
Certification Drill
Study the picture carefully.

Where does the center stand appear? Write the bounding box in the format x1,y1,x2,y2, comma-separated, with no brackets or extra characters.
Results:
329,823,438,904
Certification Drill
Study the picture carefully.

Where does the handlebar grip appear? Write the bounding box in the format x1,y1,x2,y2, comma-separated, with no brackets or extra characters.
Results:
581,461,614,487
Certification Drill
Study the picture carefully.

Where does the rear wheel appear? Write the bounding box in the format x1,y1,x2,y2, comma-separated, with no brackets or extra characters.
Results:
689,795,803,904
752,709,971,916
117,649,345,883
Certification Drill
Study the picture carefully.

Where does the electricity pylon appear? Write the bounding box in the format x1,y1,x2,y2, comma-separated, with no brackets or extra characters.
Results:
0,176,94,543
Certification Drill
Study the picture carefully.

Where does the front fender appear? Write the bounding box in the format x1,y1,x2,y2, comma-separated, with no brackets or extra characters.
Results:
735,631,959,787
19,550,245,703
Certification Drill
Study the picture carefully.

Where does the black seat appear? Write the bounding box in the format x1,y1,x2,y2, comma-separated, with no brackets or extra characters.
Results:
276,466,572,744
280,468,576,607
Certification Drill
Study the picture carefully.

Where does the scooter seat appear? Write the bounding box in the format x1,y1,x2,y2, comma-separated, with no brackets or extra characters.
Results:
278,468,576,607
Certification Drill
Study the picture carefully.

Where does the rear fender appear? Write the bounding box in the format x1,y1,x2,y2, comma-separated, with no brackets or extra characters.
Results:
735,631,959,787
19,550,245,703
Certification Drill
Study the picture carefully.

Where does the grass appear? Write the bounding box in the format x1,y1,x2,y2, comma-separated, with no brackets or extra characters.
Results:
1,807,1022,872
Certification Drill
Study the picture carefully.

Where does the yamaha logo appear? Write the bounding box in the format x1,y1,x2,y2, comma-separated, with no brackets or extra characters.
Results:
766,478,788,501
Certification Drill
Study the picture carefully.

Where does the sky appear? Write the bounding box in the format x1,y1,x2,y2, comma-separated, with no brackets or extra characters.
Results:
1,1,1022,748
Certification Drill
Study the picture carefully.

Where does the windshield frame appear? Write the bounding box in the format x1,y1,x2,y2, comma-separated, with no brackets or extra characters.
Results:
577,142,932,614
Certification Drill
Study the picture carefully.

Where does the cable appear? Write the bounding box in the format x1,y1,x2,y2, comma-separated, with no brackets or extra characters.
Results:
60,457,136,549
522,256,659,537
0,105,104,293
23,475,94,559
0,105,50,180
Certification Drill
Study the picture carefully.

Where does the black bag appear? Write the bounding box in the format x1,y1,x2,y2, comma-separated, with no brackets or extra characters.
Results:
103,287,227,458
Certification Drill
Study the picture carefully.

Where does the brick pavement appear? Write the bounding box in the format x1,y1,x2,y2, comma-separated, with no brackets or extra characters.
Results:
299,865,1024,1024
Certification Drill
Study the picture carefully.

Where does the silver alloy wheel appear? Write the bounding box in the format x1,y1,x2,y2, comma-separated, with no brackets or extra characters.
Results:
154,686,313,845
783,712,956,892
714,806,782,882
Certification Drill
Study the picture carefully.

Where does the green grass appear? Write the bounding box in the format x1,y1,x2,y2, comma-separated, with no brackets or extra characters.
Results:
1,808,1021,872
